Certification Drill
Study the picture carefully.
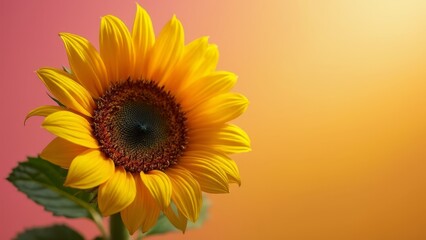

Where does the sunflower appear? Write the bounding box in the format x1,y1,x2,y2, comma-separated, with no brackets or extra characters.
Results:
27,4,250,233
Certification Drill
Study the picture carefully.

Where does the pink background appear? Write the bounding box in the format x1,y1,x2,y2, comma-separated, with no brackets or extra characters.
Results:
2,0,426,239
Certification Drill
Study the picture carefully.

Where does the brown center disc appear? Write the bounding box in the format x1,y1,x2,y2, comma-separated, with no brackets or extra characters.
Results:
92,79,188,173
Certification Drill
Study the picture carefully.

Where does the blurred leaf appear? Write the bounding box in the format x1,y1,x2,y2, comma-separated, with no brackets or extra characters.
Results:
144,195,210,237
15,224,84,240
7,156,98,219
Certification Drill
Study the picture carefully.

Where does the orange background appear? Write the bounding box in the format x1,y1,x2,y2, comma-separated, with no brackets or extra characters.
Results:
1,0,426,239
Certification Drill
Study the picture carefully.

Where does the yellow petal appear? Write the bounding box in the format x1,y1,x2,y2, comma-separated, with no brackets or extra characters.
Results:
174,42,219,91
100,15,134,83
121,175,161,234
190,148,241,185
188,124,251,154
140,170,172,209
98,167,136,216
25,105,63,124
37,68,94,117
165,167,202,222
59,33,108,98
146,15,184,83
180,71,237,111
183,146,241,185
179,155,229,193
163,203,188,233
217,155,241,185
132,4,155,80
40,137,88,168
65,149,114,189
188,93,248,127
202,44,219,73
162,37,209,91
42,111,99,149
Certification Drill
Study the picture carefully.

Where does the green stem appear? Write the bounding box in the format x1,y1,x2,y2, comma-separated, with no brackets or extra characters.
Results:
110,213,130,240
91,210,108,240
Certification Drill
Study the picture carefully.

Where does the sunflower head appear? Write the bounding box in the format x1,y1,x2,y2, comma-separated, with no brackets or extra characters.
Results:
27,4,250,234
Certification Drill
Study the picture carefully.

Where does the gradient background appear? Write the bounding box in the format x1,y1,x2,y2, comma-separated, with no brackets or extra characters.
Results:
1,0,426,239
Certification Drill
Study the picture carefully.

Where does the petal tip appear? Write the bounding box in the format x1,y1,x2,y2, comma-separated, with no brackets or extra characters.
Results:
63,177,74,188
170,14,183,28
135,3,146,12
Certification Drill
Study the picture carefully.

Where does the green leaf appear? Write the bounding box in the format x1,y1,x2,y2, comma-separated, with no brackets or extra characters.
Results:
7,156,99,219
15,224,84,240
144,195,210,237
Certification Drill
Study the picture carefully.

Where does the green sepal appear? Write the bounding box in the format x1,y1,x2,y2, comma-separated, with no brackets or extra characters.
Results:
7,156,99,219
14,224,84,240
62,66,72,74
47,93,65,107
144,195,210,237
